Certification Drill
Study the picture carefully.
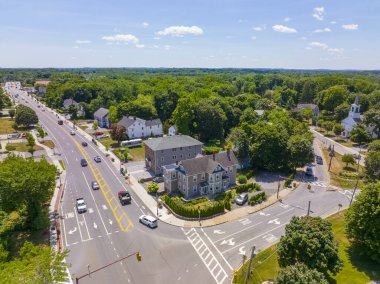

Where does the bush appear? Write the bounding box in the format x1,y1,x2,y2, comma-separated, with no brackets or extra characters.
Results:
248,192,266,205
161,195,224,218
235,182,261,194
5,144,16,151
147,182,159,194
237,175,247,184
284,172,295,187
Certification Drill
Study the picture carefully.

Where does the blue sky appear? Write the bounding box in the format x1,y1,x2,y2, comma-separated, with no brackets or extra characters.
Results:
1,0,379,69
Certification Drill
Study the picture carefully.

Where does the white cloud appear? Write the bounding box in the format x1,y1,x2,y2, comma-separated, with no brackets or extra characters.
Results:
76,40,91,44
102,34,139,44
314,28,331,33
272,25,297,33
253,25,266,31
313,7,325,21
328,48,344,54
153,36,161,40
330,21,337,24
142,22,149,27
72,46,80,49
309,41,328,50
153,45,159,49
251,36,257,40
300,36,307,40
136,44,145,48
342,24,358,30
157,25,203,37
164,45,170,50
284,17,291,22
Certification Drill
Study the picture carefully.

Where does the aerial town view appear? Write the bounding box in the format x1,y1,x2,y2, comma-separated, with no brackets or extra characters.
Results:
0,1,379,284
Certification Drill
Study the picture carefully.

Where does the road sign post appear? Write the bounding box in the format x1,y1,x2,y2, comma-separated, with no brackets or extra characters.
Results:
244,245,256,284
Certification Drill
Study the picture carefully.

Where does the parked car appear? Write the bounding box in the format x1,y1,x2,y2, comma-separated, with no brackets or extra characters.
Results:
316,156,323,165
20,133,26,138
7,133,20,139
76,198,87,213
139,215,158,228
70,131,75,135
235,193,249,205
118,190,132,205
94,156,101,163
81,141,88,147
153,176,164,183
305,166,313,176
58,120,63,125
80,159,88,167
91,181,100,190
95,131,104,136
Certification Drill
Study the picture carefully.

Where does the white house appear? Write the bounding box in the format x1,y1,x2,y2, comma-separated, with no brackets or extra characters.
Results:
63,98,85,117
118,116,163,139
168,125,177,136
94,107,110,128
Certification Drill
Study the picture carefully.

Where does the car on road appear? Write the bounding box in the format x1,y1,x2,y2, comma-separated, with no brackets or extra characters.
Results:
81,141,88,147
235,193,248,205
352,153,361,160
316,156,323,165
80,158,88,167
118,190,132,205
42,108,45,111
58,120,63,125
7,133,20,139
305,166,313,176
91,181,100,190
94,156,101,163
76,198,87,213
70,131,75,135
139,215,158,228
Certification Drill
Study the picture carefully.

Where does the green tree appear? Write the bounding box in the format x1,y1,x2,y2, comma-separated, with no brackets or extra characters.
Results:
334,102,350,122
278,216,342,275
341,154,356,168
226,127,250,163
67,104,78,120
172,97,194,135
92,120,99,131
368,140,380,152
300,108,313,122
346,182,380,263
287,134,314,169
322,121,334,134
37,127,46,143
108,105,118,123
8,108,15,119
363,108,380,137
365,151,380,180
117,95,157,119
316,86,348,111
109,124,126,145
350,124,371,144
147,182,159,194
277,263,328,284
0,241,69,283
26,133,35,147
239,107,258,125
15,105,38,127
333,123,345,136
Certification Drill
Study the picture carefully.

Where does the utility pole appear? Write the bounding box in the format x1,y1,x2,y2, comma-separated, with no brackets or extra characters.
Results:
244,245,256,284
277,175,280,199
350,144,362,206
328,145,335,171
307,201,311,216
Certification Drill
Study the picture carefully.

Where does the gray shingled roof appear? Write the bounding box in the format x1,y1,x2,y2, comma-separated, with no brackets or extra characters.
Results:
213,151,239,168
118,116,136,129
94,107,109,118
297,103,318,110
63,98,79,109
144,135,202,151
145,119,162,127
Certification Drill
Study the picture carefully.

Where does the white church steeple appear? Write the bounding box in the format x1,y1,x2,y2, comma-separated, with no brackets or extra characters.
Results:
349,95,361,119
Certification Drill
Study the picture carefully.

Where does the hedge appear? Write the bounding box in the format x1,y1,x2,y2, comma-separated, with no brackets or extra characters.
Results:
235,182,262,194
237,175,248,184
161,195,225,218
284,172,295,187
248,192,266,206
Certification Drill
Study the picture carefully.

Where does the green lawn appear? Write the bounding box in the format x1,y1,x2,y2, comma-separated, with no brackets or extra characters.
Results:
41,139,55,149
0,118,16,134
97,137,119,149
6,142,43,152
78,125,89,131
234,211,380,284
128,145,145,161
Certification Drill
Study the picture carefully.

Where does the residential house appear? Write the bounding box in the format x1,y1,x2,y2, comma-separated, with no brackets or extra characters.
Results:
144,135,203,175
168,125,177,136
341,95,377,138
63,98,85,117
94,107,110,128
23,86,35,94
118,116,163,139
297,103,320,118
163,150,239,199
254,110,264,116
34,80,50,95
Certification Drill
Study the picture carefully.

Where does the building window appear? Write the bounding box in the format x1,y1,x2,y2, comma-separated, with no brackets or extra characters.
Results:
161,157,164,162
178,184,181,190
216,174,219,180
193,176,197,182
229,167,233,173
188,153,191,157
180,147,182,150
183,175,186,182
194,152,196,156
201,174,205,180
216,186,219,191
172,148,176,152
193,185,197,193
210,176,213,182
180,154,183,158
161,150,164,153
172,155,176,160
172,173,176,179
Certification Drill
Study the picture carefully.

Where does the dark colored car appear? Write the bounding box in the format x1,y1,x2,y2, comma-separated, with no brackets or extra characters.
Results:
81,159,87,167
58,120,63,125
118,190,132,205
94,156,101,163
82,141,88,147
316,156,323,165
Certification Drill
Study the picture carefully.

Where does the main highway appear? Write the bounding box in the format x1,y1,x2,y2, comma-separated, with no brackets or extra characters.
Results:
6,84,354,284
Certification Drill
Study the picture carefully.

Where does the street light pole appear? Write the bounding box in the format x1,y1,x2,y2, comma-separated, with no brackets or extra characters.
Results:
350,144,362,206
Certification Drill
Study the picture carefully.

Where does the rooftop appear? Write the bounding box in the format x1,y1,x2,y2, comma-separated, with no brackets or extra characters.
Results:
144,135,202,151
94,107,109,118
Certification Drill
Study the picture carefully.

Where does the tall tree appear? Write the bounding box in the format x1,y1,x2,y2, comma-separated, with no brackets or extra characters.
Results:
365,151,380,180
15,105,38,127
109,124,126,145
67,104,78,120
287,134,314,169
342,154,356,168
334,102,350,122
346,182,380,263
278,216,342,275
363,108,380,137
316,86,348,111
350,124,371,144
8,108,15,120
277,263,328,284
108,105,119,123
172,97,194,135
333,124,345,136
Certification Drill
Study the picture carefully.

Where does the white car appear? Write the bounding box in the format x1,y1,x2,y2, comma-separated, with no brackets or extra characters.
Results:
70,131,75,135
139,215,158,228
76,198,87,213
94,156,101,163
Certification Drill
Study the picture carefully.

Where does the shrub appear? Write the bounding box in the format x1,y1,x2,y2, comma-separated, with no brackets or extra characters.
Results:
235,182,261,194
248,192,266,205
5,144,16,151
284,172,295,187
237,175,247,184
147,182,159,194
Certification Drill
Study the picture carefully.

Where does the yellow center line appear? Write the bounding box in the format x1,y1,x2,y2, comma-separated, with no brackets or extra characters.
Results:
41,111,133,232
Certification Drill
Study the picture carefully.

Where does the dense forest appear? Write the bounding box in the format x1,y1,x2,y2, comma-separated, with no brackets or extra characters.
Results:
2,68,380,171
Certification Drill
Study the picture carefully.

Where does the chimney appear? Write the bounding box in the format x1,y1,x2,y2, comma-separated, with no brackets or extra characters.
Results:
212,153,215,161
176,160,179,165
227,148,231,161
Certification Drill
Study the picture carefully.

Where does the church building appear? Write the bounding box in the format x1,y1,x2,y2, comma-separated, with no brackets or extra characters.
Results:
341,95,362,137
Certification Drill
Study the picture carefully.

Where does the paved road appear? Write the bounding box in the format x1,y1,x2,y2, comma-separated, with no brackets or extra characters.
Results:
4,83,358,284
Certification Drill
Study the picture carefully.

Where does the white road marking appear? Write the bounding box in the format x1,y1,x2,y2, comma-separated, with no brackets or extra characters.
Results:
65,212,74,219
102,204,108,210
60,203,69,248
81,212,93,240
279,203,289,209
109,219,113,225
268,218,280,225
182,228,229,284
263,233,278,243
259,211,270,216
238,246,246,255
214,221,263,243
213,230,225,235
238,218,252,226
73,206,85,241
68,227,77,235
220,238,235,246
88,208,94,214
93,222,98,229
